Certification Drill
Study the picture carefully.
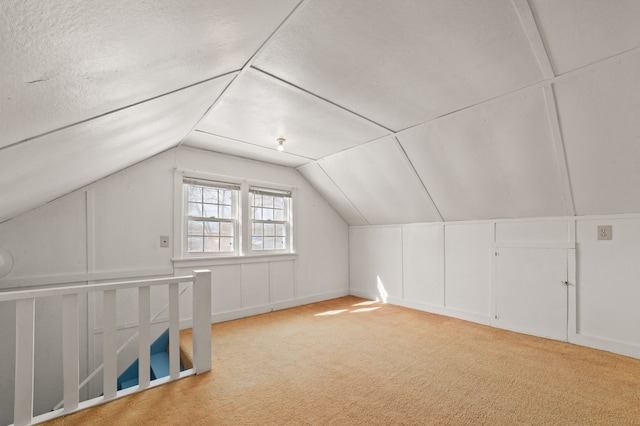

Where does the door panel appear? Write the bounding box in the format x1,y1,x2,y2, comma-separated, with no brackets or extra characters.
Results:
495,248,567,341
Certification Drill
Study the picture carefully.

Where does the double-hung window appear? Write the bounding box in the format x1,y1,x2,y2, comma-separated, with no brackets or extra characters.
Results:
249,187,291,252
184,179,240,254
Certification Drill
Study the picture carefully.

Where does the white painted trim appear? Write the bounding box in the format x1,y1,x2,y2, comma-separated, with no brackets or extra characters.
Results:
210,290,349,324
493,242,575,249
173,253,297,268
511,0,555,79
570,333,640,360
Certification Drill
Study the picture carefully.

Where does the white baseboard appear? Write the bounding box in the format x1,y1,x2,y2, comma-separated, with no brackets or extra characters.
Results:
209,290,350,324
570,332,640,359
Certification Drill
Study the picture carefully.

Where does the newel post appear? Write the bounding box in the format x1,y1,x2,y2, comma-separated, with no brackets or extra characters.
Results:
192,270,212,374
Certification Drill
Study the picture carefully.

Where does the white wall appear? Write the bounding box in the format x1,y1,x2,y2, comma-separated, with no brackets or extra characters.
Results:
0,147,349,422
349,216,640,359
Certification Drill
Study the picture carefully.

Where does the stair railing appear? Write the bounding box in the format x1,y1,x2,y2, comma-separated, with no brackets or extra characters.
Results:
0,269,211,426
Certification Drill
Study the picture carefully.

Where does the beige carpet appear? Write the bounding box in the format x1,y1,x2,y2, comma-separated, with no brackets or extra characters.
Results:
46,296,640,425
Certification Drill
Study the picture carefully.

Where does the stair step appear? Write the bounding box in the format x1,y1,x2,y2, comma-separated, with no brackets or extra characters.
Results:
150,352,170,380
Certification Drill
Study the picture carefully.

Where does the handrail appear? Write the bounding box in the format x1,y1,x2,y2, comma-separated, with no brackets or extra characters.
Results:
5,270,211,426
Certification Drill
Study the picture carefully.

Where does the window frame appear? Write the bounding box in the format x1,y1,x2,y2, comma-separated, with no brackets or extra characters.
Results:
248,186,292,254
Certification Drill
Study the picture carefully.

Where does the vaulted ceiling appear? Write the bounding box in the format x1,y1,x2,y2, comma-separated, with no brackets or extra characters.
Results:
1,0,639,224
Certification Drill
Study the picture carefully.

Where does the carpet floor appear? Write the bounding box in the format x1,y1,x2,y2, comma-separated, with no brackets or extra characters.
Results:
45,296,640,425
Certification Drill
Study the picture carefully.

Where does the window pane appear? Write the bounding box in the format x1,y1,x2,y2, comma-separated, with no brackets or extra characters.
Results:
220,237,234,252
188,220,203,235
220,222,234,237
188,202,203,217
276,237,286,250
203,204,218,218
252,237,263,250
221,190,232,205
203,187,218,203
252,223,263,236
263,196,274,208
253,207,263,220
263,208,274,221
188,237,203,252
204,221,219,236
219,206,232,219
204,237,219,252
274,197,284,209
274,209,284,221
188,186,202,202
264,223,275,237
276,224,286,237
264,237,275,250
253,194,262,207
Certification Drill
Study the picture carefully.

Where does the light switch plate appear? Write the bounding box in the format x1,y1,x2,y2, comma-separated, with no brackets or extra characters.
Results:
597,225,612,240
160,236,170,247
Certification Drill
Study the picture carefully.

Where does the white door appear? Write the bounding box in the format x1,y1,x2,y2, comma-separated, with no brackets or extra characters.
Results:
494,247,568,341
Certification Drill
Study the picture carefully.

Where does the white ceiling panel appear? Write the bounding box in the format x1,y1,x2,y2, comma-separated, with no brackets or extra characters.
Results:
530,0,640,75
253,0,543,131
0,75,234,222
398,87,567,221
195,69,388,159
0,0,299,148
319,137,441,225
297,162,368,226
184,131,311,168
555,55,640,215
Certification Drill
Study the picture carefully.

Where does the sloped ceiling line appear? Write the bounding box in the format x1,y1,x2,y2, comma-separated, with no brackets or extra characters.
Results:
179,0,309,148
511,0,555,79
543,84,575,216
392,136,444,222
316,162,369,226
0,71,240,155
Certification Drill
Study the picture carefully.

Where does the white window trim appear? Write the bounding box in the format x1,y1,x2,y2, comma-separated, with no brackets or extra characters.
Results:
173,169,296,261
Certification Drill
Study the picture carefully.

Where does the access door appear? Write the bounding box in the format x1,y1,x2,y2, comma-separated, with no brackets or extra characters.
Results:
494,247,568,341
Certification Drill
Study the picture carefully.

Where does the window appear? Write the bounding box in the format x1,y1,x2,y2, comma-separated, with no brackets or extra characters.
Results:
184,179,239,254
250,187,291,252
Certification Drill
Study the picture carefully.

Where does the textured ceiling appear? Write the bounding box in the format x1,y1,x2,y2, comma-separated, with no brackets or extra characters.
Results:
1,0,639,224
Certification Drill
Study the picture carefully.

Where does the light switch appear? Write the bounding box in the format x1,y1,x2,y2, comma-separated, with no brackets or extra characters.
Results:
597,225,612,241
160,236,170,247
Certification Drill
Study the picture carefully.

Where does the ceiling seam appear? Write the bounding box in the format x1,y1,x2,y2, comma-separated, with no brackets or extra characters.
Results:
392,136,445,222
543,84,576,216
177,0,312,148
0,70,240,154
511,0,555,79
316,162,370,226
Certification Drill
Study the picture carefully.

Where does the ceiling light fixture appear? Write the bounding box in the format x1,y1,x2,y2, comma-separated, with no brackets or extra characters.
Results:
277,137,285,152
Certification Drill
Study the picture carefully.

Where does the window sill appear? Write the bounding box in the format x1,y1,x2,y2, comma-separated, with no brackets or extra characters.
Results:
172,252,297,268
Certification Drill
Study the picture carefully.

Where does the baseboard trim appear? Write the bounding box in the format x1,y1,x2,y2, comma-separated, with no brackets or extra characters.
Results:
570,333,640,359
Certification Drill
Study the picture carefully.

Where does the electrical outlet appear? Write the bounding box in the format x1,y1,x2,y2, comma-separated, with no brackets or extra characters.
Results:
597,225,612,241
160,236,170,248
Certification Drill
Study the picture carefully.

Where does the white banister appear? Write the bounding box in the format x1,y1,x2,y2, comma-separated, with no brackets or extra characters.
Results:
4,271,211,426
192,270,212,374
138,286,151,389
14,298,35,426
62,294,79,411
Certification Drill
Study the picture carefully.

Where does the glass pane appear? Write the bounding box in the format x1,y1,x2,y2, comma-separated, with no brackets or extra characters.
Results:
220,222,234,237
263,208,274,221
276,224,286,237
253,207,262,220
204,221,219,236
252,223,263,236
264,224,275,237
220,237,234,252
274,197,284,209
274,209,284,221
188,202,203,217
188,237,203,252
188,185,202,202
264,237,275,250
204,237,219,252
203,187,218,203
276,237,286,250
263,196,274,208
252,237,263,251
219,206,232,219
203,204,217,218
188,220,204,235
221,190,232,205
253,194,262,207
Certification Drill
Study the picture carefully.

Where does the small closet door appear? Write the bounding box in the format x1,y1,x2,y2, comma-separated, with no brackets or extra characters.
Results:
494,247,568,341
